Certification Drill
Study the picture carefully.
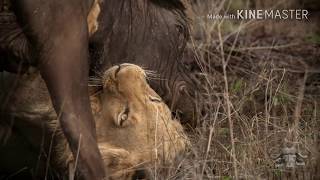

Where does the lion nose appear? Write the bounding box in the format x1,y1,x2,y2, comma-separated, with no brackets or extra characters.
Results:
132,169,150,180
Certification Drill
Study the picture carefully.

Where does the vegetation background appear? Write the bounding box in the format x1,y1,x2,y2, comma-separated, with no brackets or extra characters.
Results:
162,0,320,179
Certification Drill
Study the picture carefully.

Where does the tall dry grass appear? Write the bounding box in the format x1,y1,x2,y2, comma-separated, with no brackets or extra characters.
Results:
158,0,320,179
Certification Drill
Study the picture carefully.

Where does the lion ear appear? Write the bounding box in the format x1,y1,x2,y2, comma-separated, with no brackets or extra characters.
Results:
90,95,102,114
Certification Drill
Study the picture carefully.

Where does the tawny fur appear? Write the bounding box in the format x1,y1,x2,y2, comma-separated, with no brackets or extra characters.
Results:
87,0,101,36
57,64,189,179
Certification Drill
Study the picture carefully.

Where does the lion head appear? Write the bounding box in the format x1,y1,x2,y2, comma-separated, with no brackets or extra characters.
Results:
91,63,189,179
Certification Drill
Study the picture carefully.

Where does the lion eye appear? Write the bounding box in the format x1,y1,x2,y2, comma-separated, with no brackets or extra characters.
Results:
120,113,128,123
117,105,129,127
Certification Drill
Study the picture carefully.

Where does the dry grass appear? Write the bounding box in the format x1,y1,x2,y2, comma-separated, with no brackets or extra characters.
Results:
0,1,319,179
158,0,320,179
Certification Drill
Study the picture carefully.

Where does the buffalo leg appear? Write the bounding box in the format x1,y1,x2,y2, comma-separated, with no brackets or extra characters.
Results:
10,0,106,179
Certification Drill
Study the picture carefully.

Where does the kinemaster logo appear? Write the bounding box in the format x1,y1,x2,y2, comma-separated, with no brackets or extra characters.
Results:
207,9,309,20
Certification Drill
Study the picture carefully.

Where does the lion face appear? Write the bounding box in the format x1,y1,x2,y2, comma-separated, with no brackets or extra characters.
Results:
93,63,188,179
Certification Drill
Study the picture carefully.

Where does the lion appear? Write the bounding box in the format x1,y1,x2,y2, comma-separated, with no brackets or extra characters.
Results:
0,63,189,179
